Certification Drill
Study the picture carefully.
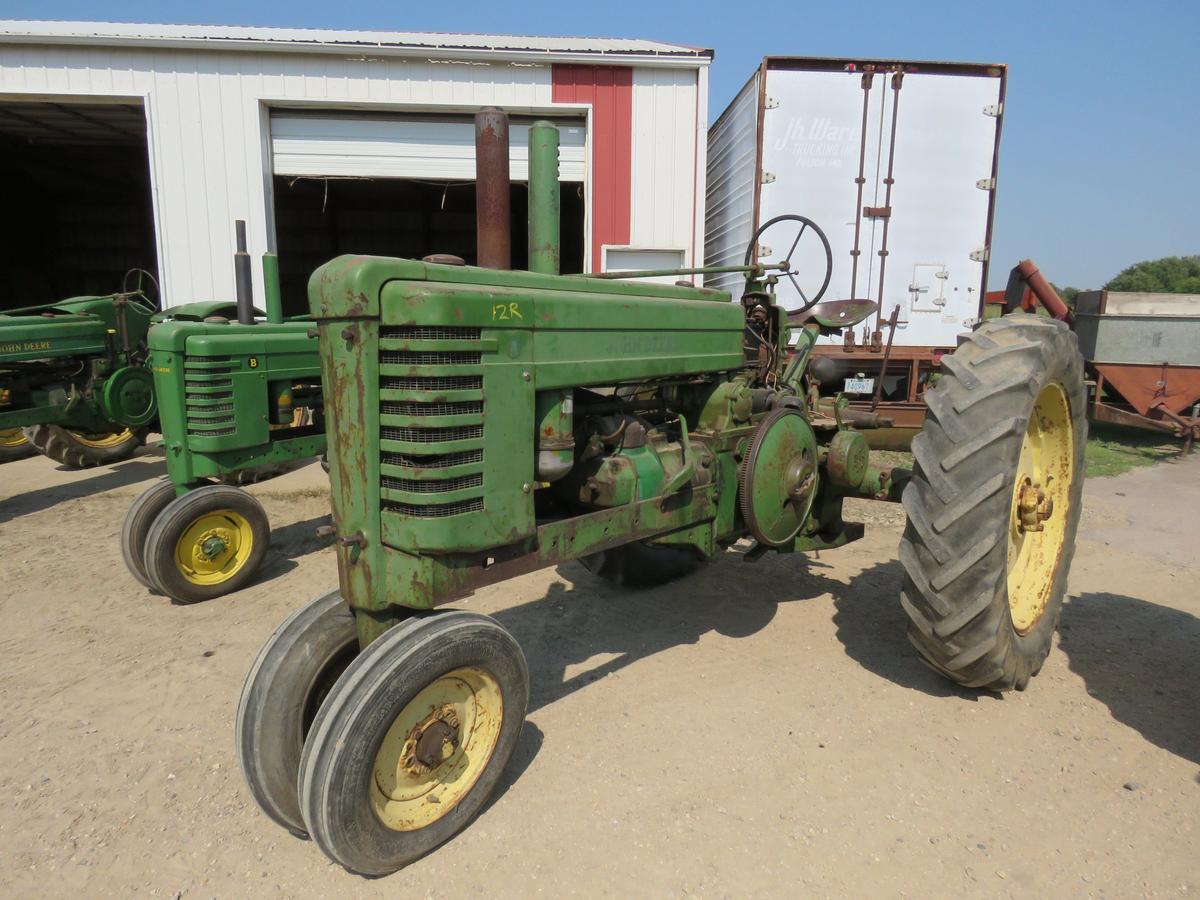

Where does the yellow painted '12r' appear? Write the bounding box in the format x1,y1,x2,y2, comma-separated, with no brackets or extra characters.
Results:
492,303,523,321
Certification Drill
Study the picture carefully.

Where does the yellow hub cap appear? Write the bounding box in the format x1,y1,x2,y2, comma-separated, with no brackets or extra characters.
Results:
0,428,28,448
1006,383,1074,634
371,666,504,832
174,510,255,586
69,428,135,449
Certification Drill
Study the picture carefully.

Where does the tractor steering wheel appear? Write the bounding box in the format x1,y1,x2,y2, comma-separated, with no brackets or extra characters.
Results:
121,268,161,313
743,214,833,314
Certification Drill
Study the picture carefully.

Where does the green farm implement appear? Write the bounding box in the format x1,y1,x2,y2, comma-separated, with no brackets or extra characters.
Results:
0,272,159,467
119,224,324,604
237,111,1087,875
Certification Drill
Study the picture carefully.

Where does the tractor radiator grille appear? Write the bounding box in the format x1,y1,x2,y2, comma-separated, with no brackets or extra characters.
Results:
381,375,483,391
381,473,483,493
380,350,482,366
183,357,237,436
382,498,485,518
380,425,482,443
380,400,483,417
378,330,487,519
381,326,482,341
381,448,483,469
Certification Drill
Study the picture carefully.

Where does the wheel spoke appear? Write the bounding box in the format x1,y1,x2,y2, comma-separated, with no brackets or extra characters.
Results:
787,272,809,305
785,223,807,264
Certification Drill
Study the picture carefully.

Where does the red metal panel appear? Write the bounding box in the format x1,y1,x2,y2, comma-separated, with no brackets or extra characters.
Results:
552,64,632,272
1092,363,1200,417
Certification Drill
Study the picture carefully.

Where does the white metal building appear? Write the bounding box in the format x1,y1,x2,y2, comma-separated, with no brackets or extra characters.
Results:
0,21,711,311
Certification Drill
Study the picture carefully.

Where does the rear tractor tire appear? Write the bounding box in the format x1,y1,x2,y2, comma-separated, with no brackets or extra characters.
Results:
580,540,702,587
23,424,145,468
899,314,1086,692
0,427,35,463
298,611,529,875
143,483,270,603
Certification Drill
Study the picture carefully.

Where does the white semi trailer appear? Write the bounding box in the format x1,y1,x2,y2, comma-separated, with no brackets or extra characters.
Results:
705,56,1005,432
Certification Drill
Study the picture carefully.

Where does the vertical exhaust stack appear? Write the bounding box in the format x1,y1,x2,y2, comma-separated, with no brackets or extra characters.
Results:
528,120,561,275
474,108,511,270
261,251,283,324
234,219,255,325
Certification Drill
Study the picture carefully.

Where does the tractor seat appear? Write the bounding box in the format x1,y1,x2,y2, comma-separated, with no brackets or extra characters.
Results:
787,298,878,330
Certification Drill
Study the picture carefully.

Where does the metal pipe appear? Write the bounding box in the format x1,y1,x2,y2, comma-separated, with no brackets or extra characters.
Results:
1015,259,1073,324
873,72,903,332
849,72,874,300
474,107,511,270
234,219,254,325
262,252,283,324
528,119,560,275
587,262,786,280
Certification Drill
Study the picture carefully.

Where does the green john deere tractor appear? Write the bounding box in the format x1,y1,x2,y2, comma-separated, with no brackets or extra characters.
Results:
236,111,1087,875
0,271,160,467
120,224,324,604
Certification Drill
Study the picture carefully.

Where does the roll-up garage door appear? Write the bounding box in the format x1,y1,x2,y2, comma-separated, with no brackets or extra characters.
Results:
269,111,586,181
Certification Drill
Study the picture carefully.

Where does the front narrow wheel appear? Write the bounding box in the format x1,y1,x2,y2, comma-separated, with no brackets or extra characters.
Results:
143,484,270,603
899,314,1086,691
236,590,359,835
298,611,528,876
121,479,179,589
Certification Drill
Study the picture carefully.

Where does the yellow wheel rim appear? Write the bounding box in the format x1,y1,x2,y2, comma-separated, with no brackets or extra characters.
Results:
174,509,255,586
69,427,135,449
371,666,504,832
0,428,28,448
1006,383,1074,634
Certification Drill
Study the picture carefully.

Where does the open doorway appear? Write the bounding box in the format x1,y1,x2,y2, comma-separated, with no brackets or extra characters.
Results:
272,175,586,317
0,99,158,311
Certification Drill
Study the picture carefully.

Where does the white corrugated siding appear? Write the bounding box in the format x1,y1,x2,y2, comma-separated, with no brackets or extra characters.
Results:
270,113,587,181
703,71,759,295
0,44,555,306
628,67,700,267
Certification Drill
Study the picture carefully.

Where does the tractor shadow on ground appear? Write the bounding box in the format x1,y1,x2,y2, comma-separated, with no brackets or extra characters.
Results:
481,720,545,815
251,513,336,585
1059,592,1200,765
827,558,988,701
0,456,166,523
488,548,978,717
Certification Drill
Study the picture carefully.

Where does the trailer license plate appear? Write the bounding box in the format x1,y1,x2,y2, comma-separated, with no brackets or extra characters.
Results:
843,378,874,394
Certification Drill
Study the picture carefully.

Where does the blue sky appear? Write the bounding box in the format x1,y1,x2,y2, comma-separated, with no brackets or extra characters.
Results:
4,0,1197,288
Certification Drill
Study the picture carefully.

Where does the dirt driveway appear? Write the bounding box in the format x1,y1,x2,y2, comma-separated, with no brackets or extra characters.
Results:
0,448,1196,897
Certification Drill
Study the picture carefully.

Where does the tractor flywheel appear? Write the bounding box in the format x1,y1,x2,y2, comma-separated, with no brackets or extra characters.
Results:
738,407,820,547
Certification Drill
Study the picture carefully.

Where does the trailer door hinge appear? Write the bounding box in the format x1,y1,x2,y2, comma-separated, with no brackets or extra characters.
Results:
764,96,779,109
975,177,996,190
969,247,990,262
983,103,1003,117
761,171,776,184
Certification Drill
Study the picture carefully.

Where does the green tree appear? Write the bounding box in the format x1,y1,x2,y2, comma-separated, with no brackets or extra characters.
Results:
1105,255,1200,293
1048,283,1082,310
